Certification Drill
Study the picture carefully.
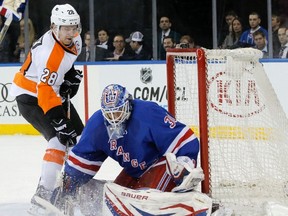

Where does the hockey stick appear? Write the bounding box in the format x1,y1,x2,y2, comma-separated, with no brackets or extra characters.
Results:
0,16,12,45
65,92,71,156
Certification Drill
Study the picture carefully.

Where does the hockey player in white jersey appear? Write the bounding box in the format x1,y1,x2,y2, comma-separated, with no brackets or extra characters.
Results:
10,3,84,215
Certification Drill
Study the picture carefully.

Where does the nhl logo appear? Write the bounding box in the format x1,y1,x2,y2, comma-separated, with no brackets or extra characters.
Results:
140,68,152,84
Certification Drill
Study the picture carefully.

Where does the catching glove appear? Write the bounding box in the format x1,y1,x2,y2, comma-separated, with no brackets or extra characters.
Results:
166,152,204,192
51,118,77,146
60,67,83,99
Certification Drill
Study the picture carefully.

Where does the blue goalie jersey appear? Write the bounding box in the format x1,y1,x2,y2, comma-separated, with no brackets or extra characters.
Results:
65,99,199,184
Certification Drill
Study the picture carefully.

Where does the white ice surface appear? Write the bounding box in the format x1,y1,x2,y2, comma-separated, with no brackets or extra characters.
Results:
0,135,122,216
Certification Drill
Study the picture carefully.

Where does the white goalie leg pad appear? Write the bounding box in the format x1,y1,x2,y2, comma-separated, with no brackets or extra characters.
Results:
166,152,204,192
103,182,212,216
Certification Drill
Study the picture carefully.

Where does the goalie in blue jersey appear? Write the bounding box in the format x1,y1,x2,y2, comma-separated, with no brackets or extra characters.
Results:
61,83,204,198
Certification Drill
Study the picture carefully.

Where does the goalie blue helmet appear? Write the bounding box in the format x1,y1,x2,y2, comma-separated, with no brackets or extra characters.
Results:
101,84,132,128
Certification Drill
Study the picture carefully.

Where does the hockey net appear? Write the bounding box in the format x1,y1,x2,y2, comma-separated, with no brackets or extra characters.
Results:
166,48,288,215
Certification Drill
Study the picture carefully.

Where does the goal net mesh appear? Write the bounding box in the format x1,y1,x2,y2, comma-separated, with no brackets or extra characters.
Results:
166,48,288,215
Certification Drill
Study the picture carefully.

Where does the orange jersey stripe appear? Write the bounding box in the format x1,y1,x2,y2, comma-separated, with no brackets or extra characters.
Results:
43,148,66,165
20,51,32,73
13,52,37,93
38,42,65,114
13,72,37,94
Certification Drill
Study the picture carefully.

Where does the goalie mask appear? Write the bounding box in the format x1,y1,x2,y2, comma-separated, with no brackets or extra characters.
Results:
50,4,81,41
101,84,132,140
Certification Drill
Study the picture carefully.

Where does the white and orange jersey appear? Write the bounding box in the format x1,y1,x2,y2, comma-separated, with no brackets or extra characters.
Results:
10,30,82,114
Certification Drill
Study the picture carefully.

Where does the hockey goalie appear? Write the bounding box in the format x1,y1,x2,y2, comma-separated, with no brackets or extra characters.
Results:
34,84,212,215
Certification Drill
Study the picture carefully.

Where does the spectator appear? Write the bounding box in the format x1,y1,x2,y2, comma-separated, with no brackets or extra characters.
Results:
219,10,238,46
0,16,13,62
221,17,243,49
105,34,133,61
77,31,92,62
77,31,111,61
163,36,176,55
253,30,269,58
96,29,113,51
239,12,268,47
272,14,283,57
158,16,181,60
277,27,288,58
13,18,36,63
177,34,199,48
118,31,151,60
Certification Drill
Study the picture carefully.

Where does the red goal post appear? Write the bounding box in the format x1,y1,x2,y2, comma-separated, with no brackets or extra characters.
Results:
166,48,210,194
166,47,288,215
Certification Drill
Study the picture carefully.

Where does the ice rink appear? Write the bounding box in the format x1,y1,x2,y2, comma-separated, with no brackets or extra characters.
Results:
0,135,122,216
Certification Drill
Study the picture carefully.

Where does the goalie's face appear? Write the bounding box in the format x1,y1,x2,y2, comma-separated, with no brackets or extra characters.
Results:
102,100,130,127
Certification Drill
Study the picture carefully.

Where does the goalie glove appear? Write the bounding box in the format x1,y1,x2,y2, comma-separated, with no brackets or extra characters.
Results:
166,152,204,192
0,0,27,21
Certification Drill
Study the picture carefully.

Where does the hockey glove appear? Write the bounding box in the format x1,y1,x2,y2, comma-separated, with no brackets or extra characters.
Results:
60,67,83,99
166,152,204,192
51,118,77,146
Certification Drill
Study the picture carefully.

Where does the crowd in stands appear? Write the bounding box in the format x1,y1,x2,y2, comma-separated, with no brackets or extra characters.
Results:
219,11,288,58
1,11,288,63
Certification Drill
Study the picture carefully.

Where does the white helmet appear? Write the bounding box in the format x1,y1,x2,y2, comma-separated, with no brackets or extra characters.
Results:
51,4,80,26
50,4,81,39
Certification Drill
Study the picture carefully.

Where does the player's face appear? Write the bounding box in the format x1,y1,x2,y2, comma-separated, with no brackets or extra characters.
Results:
106,112,122,123
58,25,78,46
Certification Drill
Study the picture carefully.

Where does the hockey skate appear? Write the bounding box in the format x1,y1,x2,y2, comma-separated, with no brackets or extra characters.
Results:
27,185,54,216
